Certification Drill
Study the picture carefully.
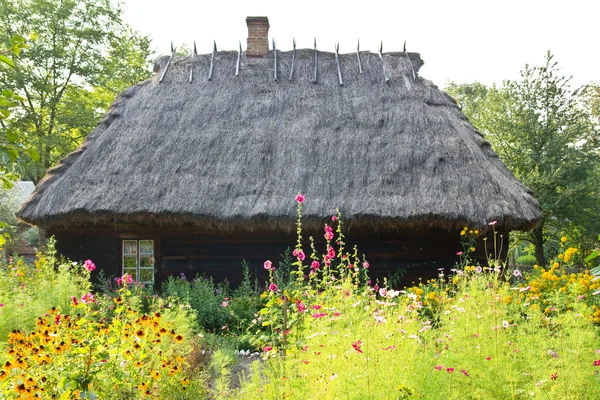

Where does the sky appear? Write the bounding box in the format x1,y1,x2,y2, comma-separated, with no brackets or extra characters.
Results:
121,0,599,89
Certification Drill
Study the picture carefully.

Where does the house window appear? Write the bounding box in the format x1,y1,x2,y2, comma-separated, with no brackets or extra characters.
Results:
122,239,154,284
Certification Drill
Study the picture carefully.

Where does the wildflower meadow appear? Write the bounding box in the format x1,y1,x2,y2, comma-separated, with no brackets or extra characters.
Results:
1,196,600,399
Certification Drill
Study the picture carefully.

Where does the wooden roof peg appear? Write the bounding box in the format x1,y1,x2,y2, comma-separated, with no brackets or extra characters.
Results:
289,38,296,81
378,41,390,83
313,37,318,83
159,42,177,83
189,41,197,83
236,41,241,77
208,40,216,81
335,43,343,86
356,39,363,75
404,40,416,80
273,39,277,82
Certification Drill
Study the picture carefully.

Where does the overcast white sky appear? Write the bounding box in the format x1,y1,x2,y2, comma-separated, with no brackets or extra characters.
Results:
122,0,599,89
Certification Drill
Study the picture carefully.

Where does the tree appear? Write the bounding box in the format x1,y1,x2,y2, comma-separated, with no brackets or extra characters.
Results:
0,0,153,182
447,53,600,265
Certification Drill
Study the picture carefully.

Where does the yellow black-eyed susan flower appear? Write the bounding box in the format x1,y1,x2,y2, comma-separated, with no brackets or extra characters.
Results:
173,335,184,343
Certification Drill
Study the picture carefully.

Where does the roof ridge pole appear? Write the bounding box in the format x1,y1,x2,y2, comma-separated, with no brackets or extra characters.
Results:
289,38,296,81
404,40,416,80
159,41,177,83
356,39,363,75
273,39,277,82
378,41,390,83
236,41,241,77
208,40,216,81
189,41,197,83
335,43,343,86
313,37,318,83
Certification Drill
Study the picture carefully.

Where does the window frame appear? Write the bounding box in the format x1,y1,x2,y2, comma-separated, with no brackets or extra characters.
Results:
119,234,160,287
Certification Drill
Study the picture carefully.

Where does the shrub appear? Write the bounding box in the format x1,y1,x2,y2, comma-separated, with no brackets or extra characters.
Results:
0,238,90,342
516,254,537,266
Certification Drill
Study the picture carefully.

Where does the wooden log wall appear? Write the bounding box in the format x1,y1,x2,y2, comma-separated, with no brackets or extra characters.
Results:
49,225,505,290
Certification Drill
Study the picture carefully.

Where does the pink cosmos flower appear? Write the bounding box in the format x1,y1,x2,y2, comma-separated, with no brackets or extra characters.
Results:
264,260,273,271
312,312,326,318
456,251,463,256
461,369,470,377
55,314,61,325
502,320,510,329
513,270,522,278
83,259,96,272
221,301,228,307
268,283,278,292
71,296,79,305
446,368,455,373
295,194,305,203
475,266,482,273
311,304,322,310
81,293,95,304
333,311,341,317
311,260,320,270
0,304,4,307
352,340,363,353
434,365,444,371
485,356,491,361
488,220,497,226
593,360,600,366
296,300,306,313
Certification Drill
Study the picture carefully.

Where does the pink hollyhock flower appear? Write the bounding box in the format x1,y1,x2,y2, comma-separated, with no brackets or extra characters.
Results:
331,215,337,221
55,314,61,325
264,260,273,271
324,231,334,240
446,368,455,373
311,304,322,310
0,304,4,307
221,301,228,307
292,249,298,257
461,369,470,377
83,259,96,272
352,340,363,353
71,296,79,305
268,283,278,292
81,293,95,304
295,194,305,203
263,346,273,352
593,360,600,366
362,261,370,269
333,311,341,317
311,260,320,270
297,250,305,261
434,365,444,371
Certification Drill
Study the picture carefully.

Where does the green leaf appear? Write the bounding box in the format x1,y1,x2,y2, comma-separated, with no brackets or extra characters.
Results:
261,321,271,327
27,147,40,161
6,130,18,143
585,251,599,263
76,318,86,326
0,55,14,68
0,235,6,246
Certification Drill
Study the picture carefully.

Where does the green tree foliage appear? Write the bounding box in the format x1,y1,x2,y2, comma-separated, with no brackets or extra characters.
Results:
0,0,153,182
447,53,600,265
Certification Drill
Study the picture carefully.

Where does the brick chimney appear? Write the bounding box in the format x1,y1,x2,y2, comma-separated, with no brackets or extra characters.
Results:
246,16,269,57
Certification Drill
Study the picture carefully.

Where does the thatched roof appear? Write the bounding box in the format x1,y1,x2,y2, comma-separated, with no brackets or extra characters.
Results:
18,49,542,232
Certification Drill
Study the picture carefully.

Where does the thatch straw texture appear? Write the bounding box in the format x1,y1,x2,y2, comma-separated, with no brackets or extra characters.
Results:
18,50,541,232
